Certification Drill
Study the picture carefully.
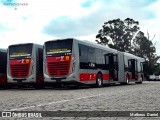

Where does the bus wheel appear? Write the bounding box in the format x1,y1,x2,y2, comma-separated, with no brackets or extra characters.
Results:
96,74,103,87
125,75,129,85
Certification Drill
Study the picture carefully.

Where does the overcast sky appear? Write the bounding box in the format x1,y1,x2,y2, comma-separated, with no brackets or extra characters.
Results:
0,0,160,54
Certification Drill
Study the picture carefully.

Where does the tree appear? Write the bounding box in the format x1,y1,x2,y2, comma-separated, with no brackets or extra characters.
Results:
96,18,160,76
133,31,160,75
132,31,154,59
96,18,139,52
154,63,160,75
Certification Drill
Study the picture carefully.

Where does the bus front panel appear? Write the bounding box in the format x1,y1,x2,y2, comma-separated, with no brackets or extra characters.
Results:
7,44,36,83
44,39,77,82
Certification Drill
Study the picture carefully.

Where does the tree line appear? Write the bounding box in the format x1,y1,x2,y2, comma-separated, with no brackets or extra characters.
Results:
95,18,160,78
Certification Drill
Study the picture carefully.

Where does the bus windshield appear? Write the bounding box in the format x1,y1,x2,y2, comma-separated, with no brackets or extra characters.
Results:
9,44,33,58
45,39,73,56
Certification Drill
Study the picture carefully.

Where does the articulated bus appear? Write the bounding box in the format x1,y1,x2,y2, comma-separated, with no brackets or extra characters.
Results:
7,43,44,87
0,49,7,87
43,38,144,87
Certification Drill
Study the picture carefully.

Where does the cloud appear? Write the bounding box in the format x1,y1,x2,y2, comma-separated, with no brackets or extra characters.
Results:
43,0,157,38
81,0,97,8
0,0,159,54
43,13,105,38
1,0,15,4
0,24,7,31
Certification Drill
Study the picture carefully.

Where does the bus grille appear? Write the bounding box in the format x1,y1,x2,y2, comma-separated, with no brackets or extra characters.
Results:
47,62,70,76
10,64,30,78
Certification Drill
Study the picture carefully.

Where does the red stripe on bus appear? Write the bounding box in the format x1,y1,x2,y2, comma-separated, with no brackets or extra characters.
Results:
80,73,96,81
80,73,109,81
129,73,132,80
103,74,109,80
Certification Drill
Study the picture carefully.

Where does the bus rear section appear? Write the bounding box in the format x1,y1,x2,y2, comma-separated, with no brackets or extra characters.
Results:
43,39,78,85
122,52,144,84
0,49,7,87
7,43,44,87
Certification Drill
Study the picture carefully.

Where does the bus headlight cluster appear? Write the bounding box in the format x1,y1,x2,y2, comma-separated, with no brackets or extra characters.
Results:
29,59,35,76
71,56,76,73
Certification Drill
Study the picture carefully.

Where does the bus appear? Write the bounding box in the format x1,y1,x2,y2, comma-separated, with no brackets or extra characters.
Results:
0,49,7,87
7,43,44,88
43,38,144,87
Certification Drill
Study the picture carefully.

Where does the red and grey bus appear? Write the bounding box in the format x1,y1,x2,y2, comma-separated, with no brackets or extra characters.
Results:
43,38,144,87
7,43,44,88
0,49,7,87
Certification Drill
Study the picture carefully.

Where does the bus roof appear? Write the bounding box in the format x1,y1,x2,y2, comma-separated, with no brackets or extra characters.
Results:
45,38,118,53
8,43,42,48
123,52,145,61
45,38,72,44
76,39,118,53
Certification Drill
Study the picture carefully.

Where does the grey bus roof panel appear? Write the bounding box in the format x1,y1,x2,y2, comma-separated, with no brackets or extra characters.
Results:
75,39,118,53
45,38,118,53
8,43,43,48
45,38,117,53
44,38,73,44
122,52,145,62
65,38,118,53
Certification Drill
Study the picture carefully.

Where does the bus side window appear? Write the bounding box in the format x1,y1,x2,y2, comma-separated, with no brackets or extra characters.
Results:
103,51,107,64
137,62,141,72
79,48,81,56
95,49,102,64
88,47,96,68
79,44,88,62
79,44,88,69
124,57,128,70
128,60,132,72
140,62,143,72
88,47,95,63
113,55,118,70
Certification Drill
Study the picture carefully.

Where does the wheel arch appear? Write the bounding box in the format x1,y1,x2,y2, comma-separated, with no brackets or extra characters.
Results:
97,71,103,79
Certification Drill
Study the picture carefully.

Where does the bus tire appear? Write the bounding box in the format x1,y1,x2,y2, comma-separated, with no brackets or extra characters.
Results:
96,74,103,87
125,74,129,85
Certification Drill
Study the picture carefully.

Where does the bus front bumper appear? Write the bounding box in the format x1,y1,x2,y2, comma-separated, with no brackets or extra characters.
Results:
44,73,78,83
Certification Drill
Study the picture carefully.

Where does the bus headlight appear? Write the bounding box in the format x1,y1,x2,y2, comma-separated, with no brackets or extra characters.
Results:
29,59,35,76
71,56,76,73
72,61,76,73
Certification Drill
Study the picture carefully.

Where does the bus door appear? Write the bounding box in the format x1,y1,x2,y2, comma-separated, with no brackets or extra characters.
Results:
105,53,118,81
128,59,138,80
